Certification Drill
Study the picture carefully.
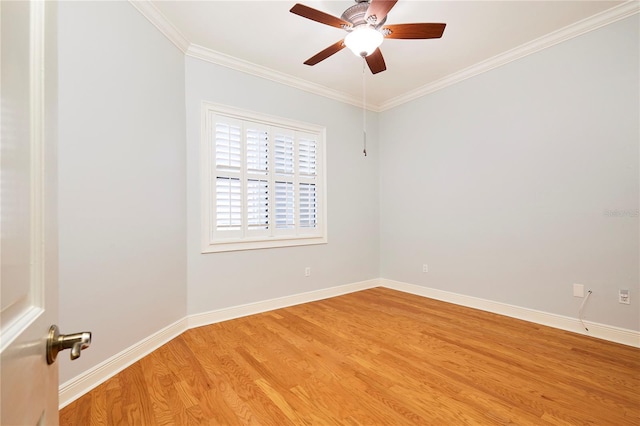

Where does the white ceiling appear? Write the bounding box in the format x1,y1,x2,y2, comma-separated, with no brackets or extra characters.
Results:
146,0,634,109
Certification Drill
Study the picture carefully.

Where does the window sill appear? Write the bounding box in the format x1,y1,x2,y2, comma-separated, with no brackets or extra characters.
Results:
201,235,327,253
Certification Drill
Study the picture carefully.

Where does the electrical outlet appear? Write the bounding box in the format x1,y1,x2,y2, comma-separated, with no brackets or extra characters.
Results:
422,264,428,273
619,289,630,304
573,283,584,298
305,267,311,277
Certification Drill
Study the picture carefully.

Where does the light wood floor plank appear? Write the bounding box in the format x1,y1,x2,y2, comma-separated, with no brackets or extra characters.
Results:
60,288,640,425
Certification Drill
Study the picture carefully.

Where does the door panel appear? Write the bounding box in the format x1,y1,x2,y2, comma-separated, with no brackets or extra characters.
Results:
1,1,59,424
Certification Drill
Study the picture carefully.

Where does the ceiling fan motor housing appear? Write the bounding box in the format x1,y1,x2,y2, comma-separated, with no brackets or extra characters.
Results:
341,1,387,29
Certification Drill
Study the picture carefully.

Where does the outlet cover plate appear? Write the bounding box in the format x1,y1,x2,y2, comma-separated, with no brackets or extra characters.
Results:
619,289,630,304
573,283,584,298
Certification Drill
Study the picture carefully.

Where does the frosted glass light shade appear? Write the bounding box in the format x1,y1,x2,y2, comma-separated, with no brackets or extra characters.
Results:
344,26,383,57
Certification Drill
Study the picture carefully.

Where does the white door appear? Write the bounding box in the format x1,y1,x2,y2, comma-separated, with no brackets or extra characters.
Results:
1,1,60,424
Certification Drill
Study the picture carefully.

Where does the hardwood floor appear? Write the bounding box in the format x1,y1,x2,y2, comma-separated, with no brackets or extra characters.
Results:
60,288,640,425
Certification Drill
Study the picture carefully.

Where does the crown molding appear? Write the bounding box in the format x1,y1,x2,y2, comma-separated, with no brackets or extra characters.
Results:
127,0,380,110
130,0,636,112
185,44,377,110
379,0,640,111
128,0,190,53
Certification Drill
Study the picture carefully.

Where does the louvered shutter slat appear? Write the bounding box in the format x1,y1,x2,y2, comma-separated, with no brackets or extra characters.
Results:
215,177,241,230
247,179,269,229
299,183,317,228
246,128,268,174
215,123,242,172
299,137,317,178
275,181,295,229
274,133,294,176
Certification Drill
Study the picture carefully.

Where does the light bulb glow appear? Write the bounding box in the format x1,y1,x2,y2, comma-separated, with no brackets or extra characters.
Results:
344,26,383,57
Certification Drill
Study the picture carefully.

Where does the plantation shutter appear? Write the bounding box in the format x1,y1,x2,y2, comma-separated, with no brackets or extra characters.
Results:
203,103,325,252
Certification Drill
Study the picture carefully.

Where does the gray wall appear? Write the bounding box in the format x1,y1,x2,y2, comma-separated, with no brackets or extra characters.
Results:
58,1,187,383
185,57,380,315
379,15,639,331
56,1,638,391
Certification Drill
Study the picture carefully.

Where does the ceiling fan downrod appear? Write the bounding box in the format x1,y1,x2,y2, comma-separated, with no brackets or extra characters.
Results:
341,0,388,28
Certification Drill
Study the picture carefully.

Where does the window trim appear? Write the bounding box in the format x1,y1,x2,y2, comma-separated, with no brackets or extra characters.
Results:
201,102,327,253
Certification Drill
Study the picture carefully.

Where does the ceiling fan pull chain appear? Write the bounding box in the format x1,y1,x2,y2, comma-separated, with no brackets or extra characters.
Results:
362,57,367,157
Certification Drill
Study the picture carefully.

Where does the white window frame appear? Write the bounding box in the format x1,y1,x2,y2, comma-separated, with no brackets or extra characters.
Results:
201,102,327,253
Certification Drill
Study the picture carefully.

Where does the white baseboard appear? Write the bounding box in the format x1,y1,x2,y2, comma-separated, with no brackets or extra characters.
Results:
188,279,380,328
58,318,188,409
380,279,640,348
58,279,380,409
60,277,638,409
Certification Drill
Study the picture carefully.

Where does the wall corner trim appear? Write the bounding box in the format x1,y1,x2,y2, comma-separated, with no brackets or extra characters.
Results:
380,279,640,348
127,0,190,53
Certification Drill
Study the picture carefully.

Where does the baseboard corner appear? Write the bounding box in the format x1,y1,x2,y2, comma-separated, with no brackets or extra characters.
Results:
188,278,381,329
59,278,381,409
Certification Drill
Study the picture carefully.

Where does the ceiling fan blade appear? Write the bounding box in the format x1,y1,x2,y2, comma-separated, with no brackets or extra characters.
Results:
382,23,446,39
365,0,398,24
290,4,351,29
365,48,387,74
304,40,346,66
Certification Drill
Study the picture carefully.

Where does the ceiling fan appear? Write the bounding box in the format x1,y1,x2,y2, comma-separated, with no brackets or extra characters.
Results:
290,0,446,74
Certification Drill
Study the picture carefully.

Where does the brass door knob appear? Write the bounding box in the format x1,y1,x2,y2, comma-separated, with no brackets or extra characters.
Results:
46,325,91,365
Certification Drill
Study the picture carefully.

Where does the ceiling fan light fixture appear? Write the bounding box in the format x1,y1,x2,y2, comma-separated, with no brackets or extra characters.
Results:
344,26,383,57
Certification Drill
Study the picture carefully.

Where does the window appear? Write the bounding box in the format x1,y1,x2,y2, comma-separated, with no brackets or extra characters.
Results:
201,102,326,253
